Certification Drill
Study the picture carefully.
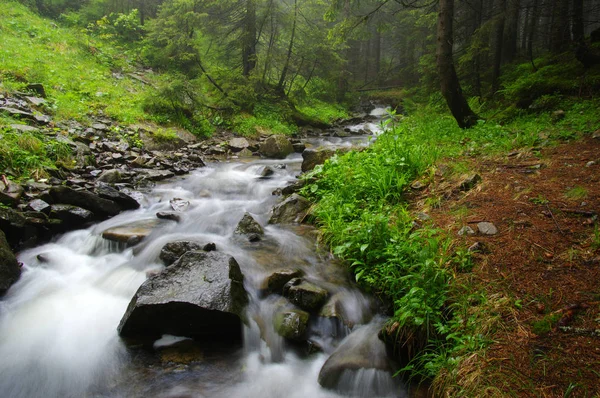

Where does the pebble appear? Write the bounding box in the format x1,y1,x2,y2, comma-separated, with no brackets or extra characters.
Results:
458,226,476,236
477,222,498,235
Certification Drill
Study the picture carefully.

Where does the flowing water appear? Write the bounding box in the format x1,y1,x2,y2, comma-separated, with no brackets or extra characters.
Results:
0,107,406,398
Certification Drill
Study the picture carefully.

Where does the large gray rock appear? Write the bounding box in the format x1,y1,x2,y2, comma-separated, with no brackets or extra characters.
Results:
0,230,20,296
118,251,248,341
159,241,216,266
301,148,335,172
259,135,294,159
269,194,311,224
318,322,403,395
49,186,121,218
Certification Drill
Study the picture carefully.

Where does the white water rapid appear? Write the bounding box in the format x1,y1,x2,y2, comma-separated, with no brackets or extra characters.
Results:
0,107,407,398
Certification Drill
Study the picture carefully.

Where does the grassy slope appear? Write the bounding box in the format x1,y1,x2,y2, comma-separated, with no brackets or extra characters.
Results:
0,0,154,123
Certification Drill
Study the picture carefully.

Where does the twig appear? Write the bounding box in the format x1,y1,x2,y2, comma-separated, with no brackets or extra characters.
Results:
558,326,600,338
1,174,9,189
523,238,552,254
545,203,565,236
561,209,598,217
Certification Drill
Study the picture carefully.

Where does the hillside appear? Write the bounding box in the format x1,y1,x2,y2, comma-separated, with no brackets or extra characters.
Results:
0,2,157,124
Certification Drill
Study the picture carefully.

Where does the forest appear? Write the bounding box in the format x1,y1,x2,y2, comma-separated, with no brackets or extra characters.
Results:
2,0,600,396
7,0,600,132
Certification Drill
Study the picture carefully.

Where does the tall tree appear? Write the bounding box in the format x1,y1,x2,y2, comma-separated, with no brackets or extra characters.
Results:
549,0,569,52
491,0,506,94
503,0,520,63
437,0,479,128
242,0,257,76
277,0,298,93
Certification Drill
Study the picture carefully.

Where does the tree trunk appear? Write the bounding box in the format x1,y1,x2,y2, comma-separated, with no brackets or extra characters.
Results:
242,0,257,77
503,0,520,63
572,0,584,43
550,0,569,52
277,0,298,93
437,0,479,128
526,0,539,68
262,7,277,84
373,27,381,85
491,0,506,94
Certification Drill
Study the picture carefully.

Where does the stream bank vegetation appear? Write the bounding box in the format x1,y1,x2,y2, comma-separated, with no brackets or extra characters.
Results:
301,96,600,395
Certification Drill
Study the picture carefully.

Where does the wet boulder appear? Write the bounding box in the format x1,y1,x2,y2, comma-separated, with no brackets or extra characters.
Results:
97,169,124,184
273,308,310,342
27,199,51,214
159,240,216,266
169,197,190,212
269,194,311,224
118,251,248,341
318,322,403,396
156,211,181,222
292,142,306,153
234,212,264,242
281,180,306,196
301,148,335,172
95,183,140,211
258,166,275,179
261,269,304,296
259,135,294,159
284,279,329,312
49,186,121,218
0,230,21,296
0,207,34,249
0,179,24,206
133,169,175,182
101,219,167,244
50,204,94,227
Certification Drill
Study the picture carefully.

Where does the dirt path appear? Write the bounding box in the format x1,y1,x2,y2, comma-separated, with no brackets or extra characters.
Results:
421,137,600,396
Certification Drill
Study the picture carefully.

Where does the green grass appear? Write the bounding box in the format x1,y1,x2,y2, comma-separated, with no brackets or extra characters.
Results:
232,102,297,137
151,128,180,143
0,0,155,123
565,186,588,200
296,100,349,124
0,127,72,179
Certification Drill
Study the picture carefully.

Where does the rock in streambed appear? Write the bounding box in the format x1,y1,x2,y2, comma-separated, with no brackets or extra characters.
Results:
118,250,248,342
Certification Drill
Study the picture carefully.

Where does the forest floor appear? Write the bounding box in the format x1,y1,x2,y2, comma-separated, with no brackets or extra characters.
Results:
412,136,600,397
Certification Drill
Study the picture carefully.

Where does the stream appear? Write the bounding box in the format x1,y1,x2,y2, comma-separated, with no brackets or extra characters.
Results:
0,107,407,398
